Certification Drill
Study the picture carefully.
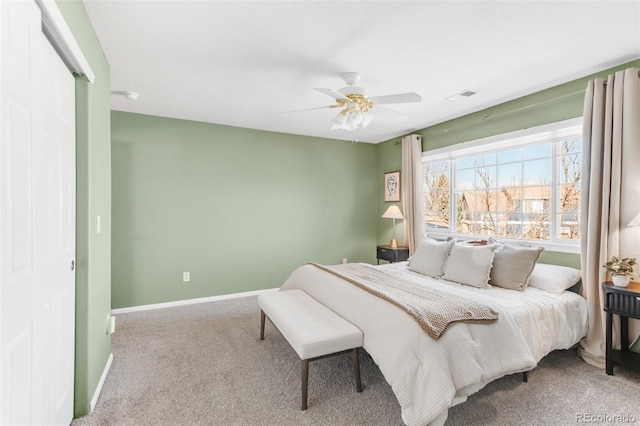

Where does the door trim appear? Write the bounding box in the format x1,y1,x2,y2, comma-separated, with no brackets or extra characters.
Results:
35,0,94,83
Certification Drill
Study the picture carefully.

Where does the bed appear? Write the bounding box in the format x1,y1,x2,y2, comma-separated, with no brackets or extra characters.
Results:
278,239,588,426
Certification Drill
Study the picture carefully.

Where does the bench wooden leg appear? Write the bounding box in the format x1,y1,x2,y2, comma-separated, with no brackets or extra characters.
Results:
301,359,309,410
352,348,362,393
522,371,528,382
260,310,265,340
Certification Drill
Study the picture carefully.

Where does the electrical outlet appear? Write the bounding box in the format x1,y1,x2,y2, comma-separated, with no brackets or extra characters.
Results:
183,272,190,282
343,258,347,264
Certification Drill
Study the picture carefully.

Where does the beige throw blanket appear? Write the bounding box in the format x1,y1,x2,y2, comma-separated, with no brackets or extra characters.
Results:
310,263,498,339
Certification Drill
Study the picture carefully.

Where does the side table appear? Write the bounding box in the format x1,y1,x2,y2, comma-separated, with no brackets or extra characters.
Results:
602,281,640,375
376,245,409,265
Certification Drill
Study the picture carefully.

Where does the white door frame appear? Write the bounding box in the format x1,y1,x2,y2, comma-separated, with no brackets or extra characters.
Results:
35,0,95,83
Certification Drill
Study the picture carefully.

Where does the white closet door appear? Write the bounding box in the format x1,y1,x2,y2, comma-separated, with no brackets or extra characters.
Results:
40,13,77,426
1,1,76,424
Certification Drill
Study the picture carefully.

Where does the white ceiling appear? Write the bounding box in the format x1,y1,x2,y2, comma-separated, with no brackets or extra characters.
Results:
83,1,640,143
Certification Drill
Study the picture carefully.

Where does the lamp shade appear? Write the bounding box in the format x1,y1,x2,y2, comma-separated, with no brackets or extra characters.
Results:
628,211,640,227
382,205,404,220
330,108,373,131
345,110,363,131
331,112,347,130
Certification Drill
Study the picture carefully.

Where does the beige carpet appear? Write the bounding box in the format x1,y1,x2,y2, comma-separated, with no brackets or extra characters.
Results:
72,296,640,426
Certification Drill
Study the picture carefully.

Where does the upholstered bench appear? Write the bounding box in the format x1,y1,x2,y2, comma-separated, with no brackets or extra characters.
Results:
257,289,364,410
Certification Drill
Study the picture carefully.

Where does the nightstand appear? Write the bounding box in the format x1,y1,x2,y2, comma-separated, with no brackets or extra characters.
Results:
376,245,409,265
602,281,640,375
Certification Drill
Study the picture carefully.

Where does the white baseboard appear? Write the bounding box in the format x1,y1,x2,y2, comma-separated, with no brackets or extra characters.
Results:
90,352,113,413
111,288,279,315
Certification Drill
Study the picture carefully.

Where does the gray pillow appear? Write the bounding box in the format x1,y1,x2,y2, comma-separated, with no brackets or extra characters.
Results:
442,243,500,288
408,238,455,278
490,245,544,291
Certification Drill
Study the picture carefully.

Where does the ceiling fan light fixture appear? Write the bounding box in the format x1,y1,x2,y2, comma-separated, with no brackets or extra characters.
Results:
331,112,348,130
346,110,363,130
301,72,421,133
331,109,371,132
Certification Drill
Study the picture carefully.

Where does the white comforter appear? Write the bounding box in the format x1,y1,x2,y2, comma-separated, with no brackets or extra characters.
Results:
280,262,588,426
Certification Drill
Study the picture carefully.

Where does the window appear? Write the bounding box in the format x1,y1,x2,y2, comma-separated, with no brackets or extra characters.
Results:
422,119,582,252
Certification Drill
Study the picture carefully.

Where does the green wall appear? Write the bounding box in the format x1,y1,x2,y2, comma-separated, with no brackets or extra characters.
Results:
377,59,640,269
56,0,112,417
111,112,377,308
113,60,640,309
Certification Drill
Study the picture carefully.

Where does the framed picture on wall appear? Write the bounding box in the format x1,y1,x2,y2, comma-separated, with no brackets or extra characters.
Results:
384,171,401,202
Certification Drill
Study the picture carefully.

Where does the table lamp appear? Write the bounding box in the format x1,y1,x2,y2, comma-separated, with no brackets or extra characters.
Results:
382,205,404,248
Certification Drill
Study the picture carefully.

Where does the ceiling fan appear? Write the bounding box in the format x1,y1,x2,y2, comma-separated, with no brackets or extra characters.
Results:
290,72,421,131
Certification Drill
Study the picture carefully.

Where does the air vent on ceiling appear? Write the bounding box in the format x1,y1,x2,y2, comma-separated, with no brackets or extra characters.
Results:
446,89,477,101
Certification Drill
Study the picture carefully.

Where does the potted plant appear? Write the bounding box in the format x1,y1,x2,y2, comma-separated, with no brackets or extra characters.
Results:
603,256,637,287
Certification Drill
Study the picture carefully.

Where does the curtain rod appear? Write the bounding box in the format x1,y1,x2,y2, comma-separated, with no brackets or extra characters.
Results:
589,69,640,85
420,88,586,137
395,68,639,143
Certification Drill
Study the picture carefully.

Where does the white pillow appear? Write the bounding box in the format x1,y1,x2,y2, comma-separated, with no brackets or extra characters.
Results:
528,263,582,294
442,243,500,288
490,245,544,291
408,238,455,278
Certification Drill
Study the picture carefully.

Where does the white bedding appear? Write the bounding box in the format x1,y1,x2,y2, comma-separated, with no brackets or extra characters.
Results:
279,261,588,426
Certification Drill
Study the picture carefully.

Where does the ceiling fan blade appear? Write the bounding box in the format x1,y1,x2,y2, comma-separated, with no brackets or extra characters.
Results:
314,88,351,101
368,92,421,105
282,105,333,115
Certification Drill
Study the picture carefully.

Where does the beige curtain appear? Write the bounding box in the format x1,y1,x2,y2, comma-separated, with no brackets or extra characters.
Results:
579,67,640,368
401,134,424,255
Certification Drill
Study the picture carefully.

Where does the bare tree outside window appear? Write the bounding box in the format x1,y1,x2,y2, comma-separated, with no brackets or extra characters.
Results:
558,138,582,239
423,161,450,230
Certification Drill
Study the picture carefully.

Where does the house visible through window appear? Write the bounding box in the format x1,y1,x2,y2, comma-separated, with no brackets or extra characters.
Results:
422,119,582,251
